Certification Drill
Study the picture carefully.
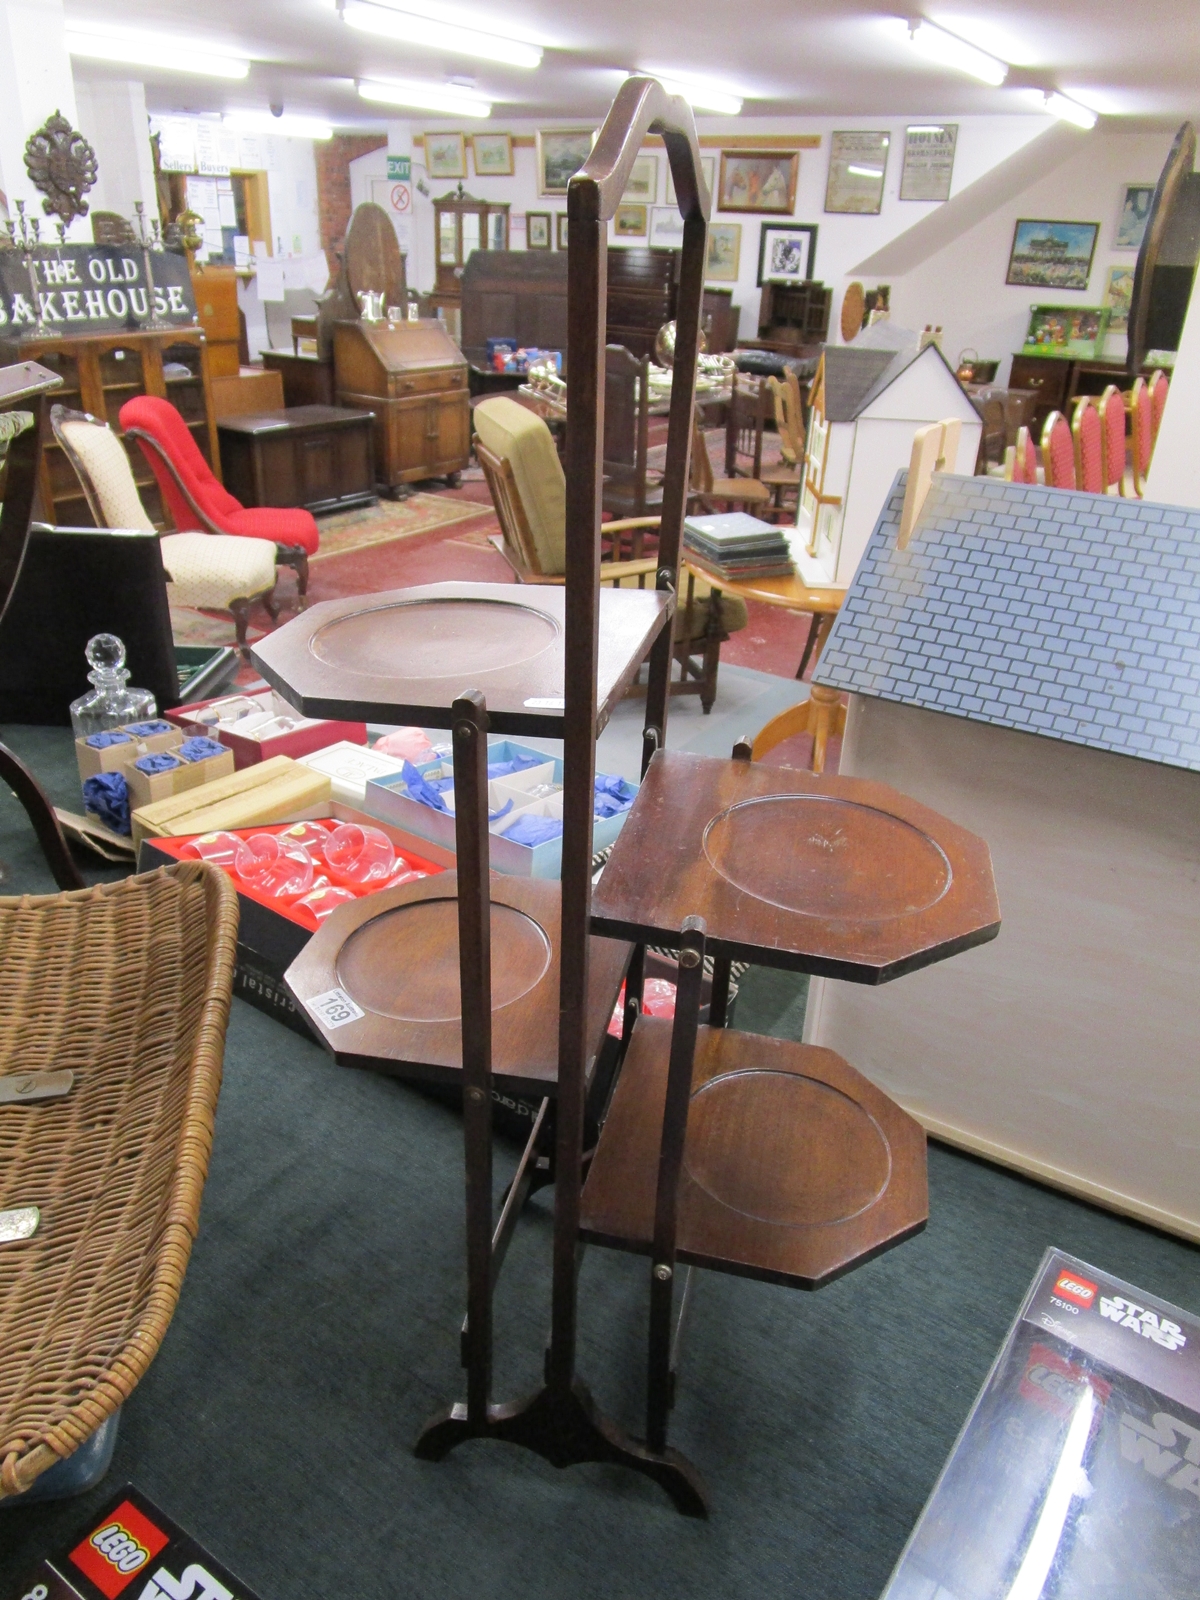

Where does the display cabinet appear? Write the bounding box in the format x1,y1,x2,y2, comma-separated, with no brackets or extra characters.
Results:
0,327,220,527
333,318,470,490
433,186,511,306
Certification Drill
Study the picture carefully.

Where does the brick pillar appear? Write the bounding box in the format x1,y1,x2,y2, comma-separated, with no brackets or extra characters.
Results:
315,133,388,279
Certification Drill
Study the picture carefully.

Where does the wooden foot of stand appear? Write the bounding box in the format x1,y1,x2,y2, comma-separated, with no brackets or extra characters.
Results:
415,1378,710,1518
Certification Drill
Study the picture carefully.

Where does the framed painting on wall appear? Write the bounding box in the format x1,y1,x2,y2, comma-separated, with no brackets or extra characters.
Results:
648,205,685,249
1115,183,1155,249
899,124,957,201
537,129,594,195
555,213,569,250
717,150,798,214
471,132,513,177
757,223,818,284
706,222,742,282
614,203,648,238
623,154,657,202
1006,220,1099,290
666,154,715,205
1103,264,1135,331
526,211,551,250
423,131,466,180
825,132,889,214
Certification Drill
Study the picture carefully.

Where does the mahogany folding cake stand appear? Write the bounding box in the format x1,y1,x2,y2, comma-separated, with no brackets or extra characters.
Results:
257,77,1001,1517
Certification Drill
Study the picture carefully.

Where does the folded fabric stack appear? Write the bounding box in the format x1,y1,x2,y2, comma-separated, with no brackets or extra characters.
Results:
683,511,795,581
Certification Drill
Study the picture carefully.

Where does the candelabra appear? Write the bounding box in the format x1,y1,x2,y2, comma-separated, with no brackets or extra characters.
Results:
134,201,169,330
13,200,59,339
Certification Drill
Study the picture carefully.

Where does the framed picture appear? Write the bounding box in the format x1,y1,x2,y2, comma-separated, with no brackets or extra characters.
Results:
1021,304,1109,358
555,213,569,250
756,223,818,285
623,154,657,203
706,222,742,282
825,132,889,214
613,203,647,238
666,154,715,205
423,131,466,180
1103,264,1136,332
537,129,594,195
526,211,551,251
471,132,513,177
899,124,957,202
1006,219,1099,290
717,150,798,214
1115,183,1155,249
648,205,686,249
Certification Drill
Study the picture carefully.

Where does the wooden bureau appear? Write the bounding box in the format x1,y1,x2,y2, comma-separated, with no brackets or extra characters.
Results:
333,318,470,492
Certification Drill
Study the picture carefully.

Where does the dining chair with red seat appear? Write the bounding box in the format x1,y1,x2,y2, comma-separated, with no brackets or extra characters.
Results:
1129,376,1154,498
1072,396,1104,494
1099,384,1127,495
1009,424,1039,484
1149,368,1169,445
118,395,318,600
1041,410,1076,490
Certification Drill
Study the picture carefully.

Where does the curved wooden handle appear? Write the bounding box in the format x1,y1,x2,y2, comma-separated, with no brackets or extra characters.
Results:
569,76,710,225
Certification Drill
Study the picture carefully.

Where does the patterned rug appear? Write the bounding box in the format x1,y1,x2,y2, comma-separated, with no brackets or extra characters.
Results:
309,492,487,561
648,426,784,477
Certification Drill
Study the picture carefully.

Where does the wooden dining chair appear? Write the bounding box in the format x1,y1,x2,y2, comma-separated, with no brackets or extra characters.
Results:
1041,410,1076,489
763,372,803,511
603,344,663,521
688,415,772,515
1072,396,1104,494
1099,385,1127,495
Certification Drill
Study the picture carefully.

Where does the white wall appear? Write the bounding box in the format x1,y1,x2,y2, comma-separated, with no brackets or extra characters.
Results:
72,76,158,222
878,126,1176,383
0,0,81,233
348,113,1048,337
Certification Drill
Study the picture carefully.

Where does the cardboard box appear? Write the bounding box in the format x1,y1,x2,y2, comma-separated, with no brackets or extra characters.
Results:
165,688,367,769
363,737,635,878
299,739,408,805
124,739,236,807
130,754,331,849
75,718,181,781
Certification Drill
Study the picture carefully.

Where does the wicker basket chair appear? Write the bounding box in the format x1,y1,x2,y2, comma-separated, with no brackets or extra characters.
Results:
0,861,239,1498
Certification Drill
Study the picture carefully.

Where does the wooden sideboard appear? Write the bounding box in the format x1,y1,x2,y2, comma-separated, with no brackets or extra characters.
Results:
1007,353,1160,433
333,318,470,491
0,326,220,527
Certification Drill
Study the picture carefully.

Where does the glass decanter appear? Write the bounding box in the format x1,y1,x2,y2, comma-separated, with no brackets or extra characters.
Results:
69,634,156,737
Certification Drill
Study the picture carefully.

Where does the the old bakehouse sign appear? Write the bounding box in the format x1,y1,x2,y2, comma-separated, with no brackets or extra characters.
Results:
0,244,198,335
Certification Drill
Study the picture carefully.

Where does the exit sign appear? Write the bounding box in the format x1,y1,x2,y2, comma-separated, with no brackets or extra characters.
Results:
387,155,411,180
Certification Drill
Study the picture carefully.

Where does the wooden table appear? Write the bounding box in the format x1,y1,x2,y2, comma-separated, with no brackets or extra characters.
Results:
682,558,847,680
218,404,376,514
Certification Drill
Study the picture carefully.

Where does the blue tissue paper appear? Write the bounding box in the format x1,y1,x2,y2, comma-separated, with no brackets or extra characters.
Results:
134,752,181,774
401,759,449,812
593,772,637,819
504,815,563,846
487,753,541,779
123,720,173,738
179,736,226,762
84,730,131,749
82,772,131,834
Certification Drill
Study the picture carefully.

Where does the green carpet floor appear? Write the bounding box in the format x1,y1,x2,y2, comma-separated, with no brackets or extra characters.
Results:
2,725,1198,1599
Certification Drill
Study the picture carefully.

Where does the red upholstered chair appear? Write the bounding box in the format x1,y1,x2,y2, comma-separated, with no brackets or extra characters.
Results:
118,396,317,598
1129,376,1154,498
1041,410,1076,490
1099,384,1126,495
1072,396,1103,493
1009,424,1039,484
1149,368,1169,444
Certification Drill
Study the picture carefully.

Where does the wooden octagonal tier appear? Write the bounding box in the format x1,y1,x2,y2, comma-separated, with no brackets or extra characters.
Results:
251,580,672,736
591,752,1001,981
580,1018,929,1287
285,873,630,1097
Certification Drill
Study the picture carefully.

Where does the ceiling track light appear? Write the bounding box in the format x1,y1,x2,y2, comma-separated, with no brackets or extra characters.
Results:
64,27,249,79
1042,92,1098,130
340,0,542,69
357,79,493,117
640,72,743,116
907,19,1008,87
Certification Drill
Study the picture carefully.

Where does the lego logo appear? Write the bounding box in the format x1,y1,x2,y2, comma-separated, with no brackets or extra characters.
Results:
1055,1270,1098,1308
91,1524,150,1574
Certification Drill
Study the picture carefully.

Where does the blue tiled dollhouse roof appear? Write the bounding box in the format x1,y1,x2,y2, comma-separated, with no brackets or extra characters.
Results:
814,472,1200,772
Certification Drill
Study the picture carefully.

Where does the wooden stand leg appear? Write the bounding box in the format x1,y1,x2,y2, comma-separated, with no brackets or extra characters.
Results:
707,955,732,1028
0,743,84,891
647,917,705,1453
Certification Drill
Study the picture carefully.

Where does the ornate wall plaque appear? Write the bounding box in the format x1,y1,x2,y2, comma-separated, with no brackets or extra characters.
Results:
24,110,99,227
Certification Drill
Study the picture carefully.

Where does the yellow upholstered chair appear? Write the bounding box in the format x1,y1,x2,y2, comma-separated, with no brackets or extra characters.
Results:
474,396,748,712
52,406,279,655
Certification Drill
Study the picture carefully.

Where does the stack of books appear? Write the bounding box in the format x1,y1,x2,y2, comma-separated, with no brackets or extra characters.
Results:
683,511,795,581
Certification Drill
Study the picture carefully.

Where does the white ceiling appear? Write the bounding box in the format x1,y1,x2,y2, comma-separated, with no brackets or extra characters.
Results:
64,0,1200,129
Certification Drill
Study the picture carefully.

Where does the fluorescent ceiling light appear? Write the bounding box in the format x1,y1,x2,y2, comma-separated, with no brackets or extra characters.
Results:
225,110,333,140
1042,91,1098,129
65,26,249,79
907,19,1008,86
847,165,883,177
643,72,743,116
358,79,493,117
341,1,542,69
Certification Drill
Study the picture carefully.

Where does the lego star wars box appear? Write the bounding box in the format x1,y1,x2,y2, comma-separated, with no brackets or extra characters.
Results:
6,1484,262,1600
881,1247,1200,1598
